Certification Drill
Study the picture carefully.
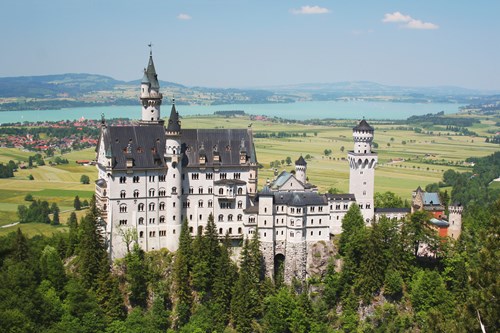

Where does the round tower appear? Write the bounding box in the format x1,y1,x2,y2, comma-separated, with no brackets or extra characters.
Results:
165,100,182,251
295,156,307,184
447,203,463,240
348,119,378,223
140,50,164,125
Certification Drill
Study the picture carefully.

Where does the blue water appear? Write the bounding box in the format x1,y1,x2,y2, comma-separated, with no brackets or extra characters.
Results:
0,100,463,123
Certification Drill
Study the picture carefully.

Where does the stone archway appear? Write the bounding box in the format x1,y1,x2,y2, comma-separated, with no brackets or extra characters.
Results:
274,253,285,283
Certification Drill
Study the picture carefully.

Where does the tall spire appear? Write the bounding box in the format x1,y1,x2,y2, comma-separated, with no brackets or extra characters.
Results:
139,46,163,125
166,99,181,134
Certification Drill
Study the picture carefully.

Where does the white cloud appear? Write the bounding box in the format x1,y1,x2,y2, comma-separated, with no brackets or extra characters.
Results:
177,13,192,20
406,19,439,30
382,11,411,23
382,11,439,30
291,5,330,15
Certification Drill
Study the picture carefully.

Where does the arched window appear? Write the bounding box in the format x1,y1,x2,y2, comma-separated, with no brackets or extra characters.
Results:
138,203,144,212
120,190,126,198
149,189,155,197
238,201,243,209
219,228,223,234
219,188,224,195
237,187,243,195
159,202,165,210
172,187,177,194
119,204,127,213
198,200,203,208
139,231,144,238
149,203,155,211
208,200,213,208
138,217,144,225
134,190,139,198
229,228,232,234
238,227,242,234
237,214,242,221
160,216,165,223
218,214,224,222
228,214,233,221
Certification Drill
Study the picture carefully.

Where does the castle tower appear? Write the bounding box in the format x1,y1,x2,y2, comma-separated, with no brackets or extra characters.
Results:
295,156,307,184
258,187,276,279
165,100,182,251
447,203,463,240
348,119,377,223
139,50,164,125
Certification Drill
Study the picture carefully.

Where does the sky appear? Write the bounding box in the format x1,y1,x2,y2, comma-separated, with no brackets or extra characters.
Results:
1,0,499,90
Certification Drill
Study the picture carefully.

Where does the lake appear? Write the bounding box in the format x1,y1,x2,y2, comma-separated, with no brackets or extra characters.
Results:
0,100,463,123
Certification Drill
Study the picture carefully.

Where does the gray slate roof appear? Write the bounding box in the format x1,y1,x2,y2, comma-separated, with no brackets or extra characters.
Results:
143,54,160,90
103,125,167,170
269,191,327,207
295,156,307,166
326,193,356,201
101,125,257,170
166,103,181,133
353,119,374,131
375,207,411,213
181,128,257,167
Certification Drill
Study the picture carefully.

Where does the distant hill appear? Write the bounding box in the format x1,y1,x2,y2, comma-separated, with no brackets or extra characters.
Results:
265,81,497,97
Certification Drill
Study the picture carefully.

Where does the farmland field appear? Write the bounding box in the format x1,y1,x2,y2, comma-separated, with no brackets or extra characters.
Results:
0,113,497,236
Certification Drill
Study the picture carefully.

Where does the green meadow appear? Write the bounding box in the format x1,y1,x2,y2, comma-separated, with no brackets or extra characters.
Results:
0,113,497,236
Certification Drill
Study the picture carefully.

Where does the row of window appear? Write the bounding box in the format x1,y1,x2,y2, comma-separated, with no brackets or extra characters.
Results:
188,172,242,181
119,175,166,184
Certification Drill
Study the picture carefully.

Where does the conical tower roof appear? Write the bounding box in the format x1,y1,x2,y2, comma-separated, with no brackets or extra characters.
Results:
295,155,307,166
166,101,181,133
145,53,160,90
353,119,374,131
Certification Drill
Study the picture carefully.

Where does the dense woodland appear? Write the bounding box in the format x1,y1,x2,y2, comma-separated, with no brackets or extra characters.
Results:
0,152,498,332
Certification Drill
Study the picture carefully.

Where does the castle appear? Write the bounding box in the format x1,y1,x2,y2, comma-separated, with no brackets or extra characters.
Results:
95,52,462,281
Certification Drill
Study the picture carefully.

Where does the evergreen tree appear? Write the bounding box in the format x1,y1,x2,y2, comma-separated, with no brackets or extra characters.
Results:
401,211,438,258
231,235,262,333
66,212,79,256
339,204,365,256
39,245,66,292
173,218,192,328
74,195,81,211
96,255,126,323
51,202,60,225
125,243,149,309
77,196,106,289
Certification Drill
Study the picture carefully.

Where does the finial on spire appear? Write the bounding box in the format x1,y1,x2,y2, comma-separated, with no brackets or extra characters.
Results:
148,42,153,55
172,97,175,105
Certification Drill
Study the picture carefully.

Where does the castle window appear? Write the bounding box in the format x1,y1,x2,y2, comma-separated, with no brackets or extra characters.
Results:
237,187,243,195
206,173,213,180
149,189,155,197
159,202,165,210
190,215,193,221
363,190,366,195
119,176,126,184
359,204,363,209
198,187,203,194
218,214,224,222
290,232,294,237
159,216,165,223
208,200,213,208
291,220,294,226
149,175,155,182
228,214,233,221
149,231,155,237
159,230,166,237
319,231,322,236
149,218,155,224
234,173,241,179
138,217,144,225
366,204,371,209
103,204,107,211
119,220,127,226
237,214,242,221
336,204,340,210
149,203,155,211
220,173,227,180
344,204,348,209
319,219,322,224
264,207,267,213
191,173,199,180
120,190,126,198
238,227,242,234
173,215,176,221
199,214,202,220
311,231,313,236
229,228,233,234
139,231,144,238
119,204,127,213
138,203,144,212
238,201,243,209
133,176,140,183
159,175,166,182
134,190,139,198
198,200,203,208
172,187,177,194
311,219,314,225
189,187,194,194
219,228,223,234
208,187,213,194
159,189,166,197
319,207,323,212
310,207,315,212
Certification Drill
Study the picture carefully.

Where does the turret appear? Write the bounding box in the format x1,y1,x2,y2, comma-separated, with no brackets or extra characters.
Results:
447,203,463,240
295,156,307,184
348,119,378,223
140,50,163,125
164,100,182,251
